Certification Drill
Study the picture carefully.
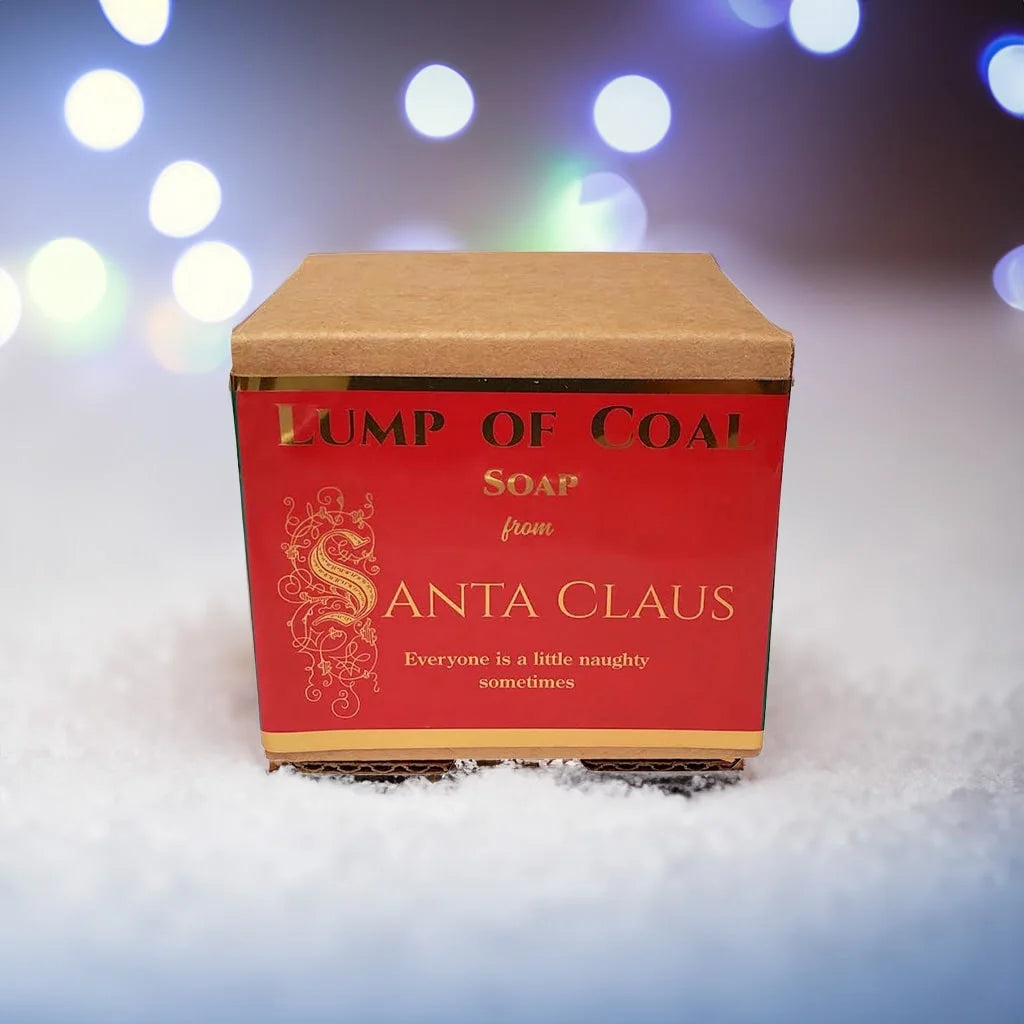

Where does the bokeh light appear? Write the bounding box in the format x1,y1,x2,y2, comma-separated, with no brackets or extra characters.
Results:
149,161,222,238
985,41,1024,118
28,238,108,322
0,269,22,348
374,221,465,251
788,0,861,56
37,259,129,355
728,0,789,30
146,299,230,373
403,64,475,139
172,242,253,323
98,0,171,46
593,75,671,153
64,69,144,150
993,245,1024,311
550,171,647,251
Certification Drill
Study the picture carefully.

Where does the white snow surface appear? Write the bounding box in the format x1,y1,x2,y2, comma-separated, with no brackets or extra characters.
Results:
1,266,1022,1022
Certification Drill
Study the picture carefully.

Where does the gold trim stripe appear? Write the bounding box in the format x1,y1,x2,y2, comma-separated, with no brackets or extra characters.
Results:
261,728,762,755
232,375,791,395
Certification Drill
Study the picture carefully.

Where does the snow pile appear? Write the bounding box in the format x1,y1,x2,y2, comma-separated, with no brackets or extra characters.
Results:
1,268,1022,1022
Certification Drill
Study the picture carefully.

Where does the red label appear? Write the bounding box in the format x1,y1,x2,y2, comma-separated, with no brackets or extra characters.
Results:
235,389,788,746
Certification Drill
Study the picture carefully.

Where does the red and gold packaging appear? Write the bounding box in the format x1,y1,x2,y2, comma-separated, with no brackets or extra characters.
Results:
231,253,793,773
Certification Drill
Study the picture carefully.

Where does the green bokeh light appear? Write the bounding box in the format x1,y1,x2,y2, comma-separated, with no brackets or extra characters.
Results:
37,256,129,356
510,159,648,252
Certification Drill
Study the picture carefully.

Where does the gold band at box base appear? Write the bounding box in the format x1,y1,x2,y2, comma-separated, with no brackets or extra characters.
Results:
261,728,763,762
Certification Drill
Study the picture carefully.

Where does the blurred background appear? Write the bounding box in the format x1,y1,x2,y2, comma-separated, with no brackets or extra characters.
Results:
2,0,1024,375
3,3,1024,1022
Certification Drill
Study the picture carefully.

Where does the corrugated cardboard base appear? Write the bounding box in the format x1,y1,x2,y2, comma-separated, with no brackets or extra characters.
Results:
267,757,746,786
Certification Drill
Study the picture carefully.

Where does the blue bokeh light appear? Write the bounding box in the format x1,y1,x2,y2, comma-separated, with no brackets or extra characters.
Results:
982,36,1024,117
993,245,1024,310
592,75,671,154
788,0,861,56
403,64,475,139
728,0,789,31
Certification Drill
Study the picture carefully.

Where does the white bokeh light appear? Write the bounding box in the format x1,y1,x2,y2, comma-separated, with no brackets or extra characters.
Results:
172,242,252,323
788,0,861,56
28,238,108,322
64,69,144,150
0,269,22,348
993,246,1024,311
728,0,789,30
35,259,128,355
404,64,475,139
986,43,1024,117
99,0,171,46
554,171,647,251
593,75,671,154
149,161,222,238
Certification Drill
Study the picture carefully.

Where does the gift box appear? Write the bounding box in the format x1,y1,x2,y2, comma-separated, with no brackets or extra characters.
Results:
231,252,792,776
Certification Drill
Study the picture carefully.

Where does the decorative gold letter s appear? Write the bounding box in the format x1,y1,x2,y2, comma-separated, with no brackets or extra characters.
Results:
278,487,381,718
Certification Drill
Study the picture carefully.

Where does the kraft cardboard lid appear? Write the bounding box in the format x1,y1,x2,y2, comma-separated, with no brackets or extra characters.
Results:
230,251,793,381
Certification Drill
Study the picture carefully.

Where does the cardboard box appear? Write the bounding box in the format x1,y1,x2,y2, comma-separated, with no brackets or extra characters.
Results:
231,252,792,774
